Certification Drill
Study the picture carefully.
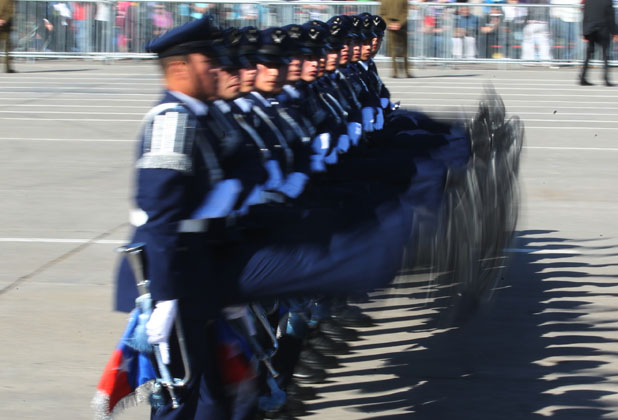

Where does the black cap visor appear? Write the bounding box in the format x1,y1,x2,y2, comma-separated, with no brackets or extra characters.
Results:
255,53,291,66
239,55,259,68
156,40,220,58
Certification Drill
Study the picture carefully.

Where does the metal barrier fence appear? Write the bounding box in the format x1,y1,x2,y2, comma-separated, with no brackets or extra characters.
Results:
5,1,618,64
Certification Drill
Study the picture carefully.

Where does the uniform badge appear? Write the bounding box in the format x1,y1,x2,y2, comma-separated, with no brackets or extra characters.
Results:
272,30,286,44
137,104,194,173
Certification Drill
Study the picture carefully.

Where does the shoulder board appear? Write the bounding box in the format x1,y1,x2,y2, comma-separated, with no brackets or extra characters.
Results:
136,102,195,174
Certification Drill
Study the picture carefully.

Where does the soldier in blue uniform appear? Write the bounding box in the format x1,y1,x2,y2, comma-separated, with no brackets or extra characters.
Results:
109,14,498,420
237,27,260,96
96,10,531,420
369,15,394,113
114,16,238,420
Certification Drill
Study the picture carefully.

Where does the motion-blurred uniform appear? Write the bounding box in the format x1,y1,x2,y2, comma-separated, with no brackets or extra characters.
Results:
115,17,234,420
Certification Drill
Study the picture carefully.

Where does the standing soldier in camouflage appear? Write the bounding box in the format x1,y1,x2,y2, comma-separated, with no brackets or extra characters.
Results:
380,0,411,77
0,0,15,73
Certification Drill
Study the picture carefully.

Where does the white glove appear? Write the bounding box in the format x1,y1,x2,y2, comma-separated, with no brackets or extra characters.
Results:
146,299,178,365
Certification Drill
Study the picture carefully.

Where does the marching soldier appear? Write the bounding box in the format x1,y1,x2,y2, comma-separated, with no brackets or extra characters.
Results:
103,12,525,420
114,16,236,419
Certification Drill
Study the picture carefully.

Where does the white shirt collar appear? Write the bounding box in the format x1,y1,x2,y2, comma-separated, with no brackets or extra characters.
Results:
358,60,370,71
283,85,301,99
169,90,209,116
250,91,271,108
233,97,253,113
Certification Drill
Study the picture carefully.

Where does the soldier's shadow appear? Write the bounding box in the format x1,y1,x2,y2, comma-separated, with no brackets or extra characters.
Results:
309,229,618,419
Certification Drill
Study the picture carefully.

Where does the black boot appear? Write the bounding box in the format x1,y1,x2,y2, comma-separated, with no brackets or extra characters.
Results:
331,305,374,328
605,68,615,86
580,77,593,86
292,361,327,384
261,397,307,419
307,329,350,355
300,345,339,369
580,44,593,86
319,318,360,342
272,335,304,389
286,381,319,401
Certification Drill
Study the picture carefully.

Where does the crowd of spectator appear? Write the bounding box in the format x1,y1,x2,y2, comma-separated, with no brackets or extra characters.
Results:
8,0,618,61
417,0,585,61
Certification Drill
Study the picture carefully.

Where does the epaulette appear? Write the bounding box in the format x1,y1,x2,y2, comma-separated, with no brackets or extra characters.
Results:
136,102,195,174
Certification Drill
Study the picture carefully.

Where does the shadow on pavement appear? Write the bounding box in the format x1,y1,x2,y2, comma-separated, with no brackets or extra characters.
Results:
310,229,618,419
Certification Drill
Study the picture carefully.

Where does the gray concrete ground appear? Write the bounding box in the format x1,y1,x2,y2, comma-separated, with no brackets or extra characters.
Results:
1,61,618,419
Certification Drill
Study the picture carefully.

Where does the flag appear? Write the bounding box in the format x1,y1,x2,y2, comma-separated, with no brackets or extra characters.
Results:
92,309,157,419
216,319,257,386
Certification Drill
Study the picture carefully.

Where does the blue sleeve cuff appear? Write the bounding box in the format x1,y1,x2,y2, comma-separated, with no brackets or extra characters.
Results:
347,122,362,146
374,108,384,131
263,159,284,191
336,134,350,153
362,107,375,132
190,179,242,219
277,172,310,199
311,132,331,154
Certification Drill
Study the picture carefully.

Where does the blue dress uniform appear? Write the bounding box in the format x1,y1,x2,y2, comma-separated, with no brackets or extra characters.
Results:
101,14,522,420
233,28,315,201
275,24,344,172
368,15,393,110
216,28,415,302
114,17,235,420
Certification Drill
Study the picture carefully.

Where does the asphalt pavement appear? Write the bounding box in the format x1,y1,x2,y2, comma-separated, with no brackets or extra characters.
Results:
1,60,617,419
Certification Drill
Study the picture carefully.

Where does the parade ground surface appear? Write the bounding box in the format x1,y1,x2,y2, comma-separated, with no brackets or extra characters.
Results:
2,61,618,420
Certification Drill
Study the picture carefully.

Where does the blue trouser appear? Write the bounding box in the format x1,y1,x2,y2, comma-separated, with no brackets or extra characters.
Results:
231,199,413,302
